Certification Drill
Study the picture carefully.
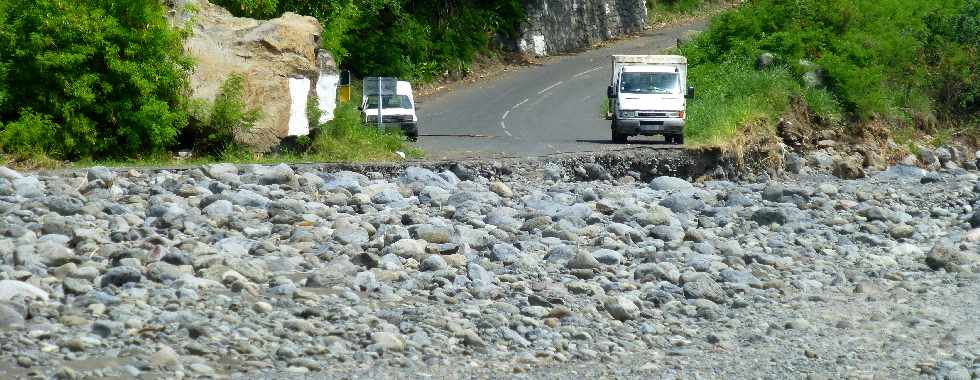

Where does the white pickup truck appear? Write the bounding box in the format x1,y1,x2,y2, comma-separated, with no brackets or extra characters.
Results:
362,77,419,141
606,55,694,144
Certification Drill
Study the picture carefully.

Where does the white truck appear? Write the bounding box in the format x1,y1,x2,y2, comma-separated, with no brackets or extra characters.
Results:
361,77,419,141
606,55,694,144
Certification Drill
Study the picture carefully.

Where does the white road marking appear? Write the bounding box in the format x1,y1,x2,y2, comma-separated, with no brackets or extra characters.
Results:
512,98,529,109
537,81,564,95
500,121,508,130
573,66,603,78
504,130,513,137
502,110,510,120
582,95,593,102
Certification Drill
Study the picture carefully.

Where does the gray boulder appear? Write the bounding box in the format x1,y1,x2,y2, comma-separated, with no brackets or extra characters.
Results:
650,176,694,192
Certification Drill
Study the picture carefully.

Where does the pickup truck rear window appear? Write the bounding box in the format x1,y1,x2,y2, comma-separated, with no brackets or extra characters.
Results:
365,95,413,109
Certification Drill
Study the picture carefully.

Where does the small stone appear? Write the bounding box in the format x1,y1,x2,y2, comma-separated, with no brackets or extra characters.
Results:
53,367,78,380
0,280,49,302
890,224,914,239
253,301,273,313
100,266,143,287
150,345,181,369
456,329,487,348
566,250,601,270
420,255,448,271
591,249,623,265
752,208,789,225
925,241,969,272
650,176,694,192
603,296,639,321
683,276,725,303
371,332,406,352
92,320,124,338
489,181,514,198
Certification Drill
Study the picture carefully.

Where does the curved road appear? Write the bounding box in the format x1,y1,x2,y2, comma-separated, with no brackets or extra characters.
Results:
416,19,709,160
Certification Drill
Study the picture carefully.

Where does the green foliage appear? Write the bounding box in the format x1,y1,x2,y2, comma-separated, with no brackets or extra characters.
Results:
188,74,262,156
0,110,63,157
684,62,815,145
211,0,524,81
682,0,979,126
309,103,406,161
0,0,192,159
646,0,727,24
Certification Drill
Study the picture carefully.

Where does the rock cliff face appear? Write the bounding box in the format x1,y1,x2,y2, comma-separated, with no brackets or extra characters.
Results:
516,0,648,57
168,0,337,151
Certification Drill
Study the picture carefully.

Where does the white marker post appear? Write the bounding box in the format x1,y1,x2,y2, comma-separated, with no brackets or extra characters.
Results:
377,76,383,130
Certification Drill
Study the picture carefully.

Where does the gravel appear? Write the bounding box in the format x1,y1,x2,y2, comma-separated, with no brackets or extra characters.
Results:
0,153,978,379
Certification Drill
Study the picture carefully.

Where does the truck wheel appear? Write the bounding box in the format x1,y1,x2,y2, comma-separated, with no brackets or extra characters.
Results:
408,133,418,142
612,131,628,144
675,134,685,145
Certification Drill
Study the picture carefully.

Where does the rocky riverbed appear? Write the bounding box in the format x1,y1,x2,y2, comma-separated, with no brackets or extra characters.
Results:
0,149,979,379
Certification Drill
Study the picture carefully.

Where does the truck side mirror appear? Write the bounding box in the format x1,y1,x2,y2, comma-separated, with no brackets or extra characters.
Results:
607,86,616,99
357,106,363,111
686,86,695,99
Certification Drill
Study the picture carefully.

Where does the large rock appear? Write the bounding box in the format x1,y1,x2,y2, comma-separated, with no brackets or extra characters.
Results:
168,0,334,151
0,280,49,302
832,156,866,179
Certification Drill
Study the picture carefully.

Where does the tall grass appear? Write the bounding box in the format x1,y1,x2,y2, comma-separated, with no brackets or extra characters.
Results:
679,0,979,147
646,0,730,24
686,62,797,145
308,102,421,162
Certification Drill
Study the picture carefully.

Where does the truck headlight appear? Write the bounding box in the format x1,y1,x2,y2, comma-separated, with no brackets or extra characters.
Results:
618,110,637,118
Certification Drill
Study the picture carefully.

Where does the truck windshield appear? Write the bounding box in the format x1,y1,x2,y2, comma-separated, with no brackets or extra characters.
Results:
620,72,679,95
365,95,413,109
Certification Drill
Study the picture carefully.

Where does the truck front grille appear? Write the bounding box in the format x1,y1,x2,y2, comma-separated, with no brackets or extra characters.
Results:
368,115,413,123
638,112,669,118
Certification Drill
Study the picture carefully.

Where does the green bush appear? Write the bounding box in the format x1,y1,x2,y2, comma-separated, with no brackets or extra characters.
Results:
188,74,262,156
0,0,192,159
677,0,979,148
682,0,978,125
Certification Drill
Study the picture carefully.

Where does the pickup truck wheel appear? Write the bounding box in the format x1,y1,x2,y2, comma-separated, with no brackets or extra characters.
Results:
675,134,685,145
612,131,628,144
407,133,418,142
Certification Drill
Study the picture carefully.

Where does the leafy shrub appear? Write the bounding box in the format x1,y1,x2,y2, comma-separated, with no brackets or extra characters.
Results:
308,102,416,161
0,110,63,157
188,74,262,156
0,0,192,159
683,0,977,125
679,0,978,148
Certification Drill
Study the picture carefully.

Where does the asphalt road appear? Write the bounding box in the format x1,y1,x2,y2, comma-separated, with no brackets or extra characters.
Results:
416,19,710,160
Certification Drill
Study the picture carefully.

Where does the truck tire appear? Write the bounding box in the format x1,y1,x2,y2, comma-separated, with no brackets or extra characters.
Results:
407,126,419,142
675,134,685,145
612,131,628,144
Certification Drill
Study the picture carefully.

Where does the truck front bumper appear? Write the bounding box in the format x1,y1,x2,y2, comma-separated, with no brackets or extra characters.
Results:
613,118,684,135
376,122,418,136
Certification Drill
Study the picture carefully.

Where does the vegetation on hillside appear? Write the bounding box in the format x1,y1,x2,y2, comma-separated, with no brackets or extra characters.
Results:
0,0,192,159
681,0,979,146
646,0,731,24
0,0,416,164
211,0,524,81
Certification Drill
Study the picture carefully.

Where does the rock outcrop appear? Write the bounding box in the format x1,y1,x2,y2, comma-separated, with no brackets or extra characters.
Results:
515,0,648,57
168,0,337,151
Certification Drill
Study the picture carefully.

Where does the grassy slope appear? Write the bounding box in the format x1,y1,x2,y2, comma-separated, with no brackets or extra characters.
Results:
679,0,979,149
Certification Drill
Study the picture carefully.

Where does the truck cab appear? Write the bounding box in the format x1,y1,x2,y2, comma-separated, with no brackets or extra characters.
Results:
362,77,419,141
607,55,693,144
